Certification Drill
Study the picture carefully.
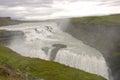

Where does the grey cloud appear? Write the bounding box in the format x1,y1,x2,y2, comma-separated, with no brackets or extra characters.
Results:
98,0,120,7
111,0,120,6
0,0,120,20
0,0,85,7
0,0,53,7
0,0,55,19
0,0,120,7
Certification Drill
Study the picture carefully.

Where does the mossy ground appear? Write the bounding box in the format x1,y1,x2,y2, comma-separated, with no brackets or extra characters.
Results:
71,14,120,26
0,17,24,26
0,19,19,26
0,45,106,80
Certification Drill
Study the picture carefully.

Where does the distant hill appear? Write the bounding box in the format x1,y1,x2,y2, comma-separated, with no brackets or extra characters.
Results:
0,17,22,26
71,14,120,26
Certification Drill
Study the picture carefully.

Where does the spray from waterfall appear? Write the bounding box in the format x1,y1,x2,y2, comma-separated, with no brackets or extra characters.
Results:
55,18,70,31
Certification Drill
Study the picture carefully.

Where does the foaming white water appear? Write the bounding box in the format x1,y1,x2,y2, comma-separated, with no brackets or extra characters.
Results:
0,22,109,79
55,49,108,79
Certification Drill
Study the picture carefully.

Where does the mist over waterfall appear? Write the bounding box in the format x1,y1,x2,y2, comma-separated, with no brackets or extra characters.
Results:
0,21,109,79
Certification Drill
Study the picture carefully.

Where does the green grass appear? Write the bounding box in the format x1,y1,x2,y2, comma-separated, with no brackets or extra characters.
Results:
0,45,106,80
0,30,4,33
71,14,120,26
0,17,22,26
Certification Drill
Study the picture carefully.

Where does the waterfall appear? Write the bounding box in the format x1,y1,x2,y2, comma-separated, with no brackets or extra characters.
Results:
0,22,109,79
55,49,109,79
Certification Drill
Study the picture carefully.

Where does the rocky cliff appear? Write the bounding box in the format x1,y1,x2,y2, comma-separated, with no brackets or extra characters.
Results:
65,14,120,80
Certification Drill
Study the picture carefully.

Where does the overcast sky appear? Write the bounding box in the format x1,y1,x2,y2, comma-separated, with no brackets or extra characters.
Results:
0,0,120,20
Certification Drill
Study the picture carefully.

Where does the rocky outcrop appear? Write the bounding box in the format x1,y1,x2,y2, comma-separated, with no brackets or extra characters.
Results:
0,64,43,80
0,30,24,45
0,64,29,80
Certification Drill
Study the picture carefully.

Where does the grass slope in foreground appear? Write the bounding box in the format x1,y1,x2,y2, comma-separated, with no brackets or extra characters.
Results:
0,45,106,80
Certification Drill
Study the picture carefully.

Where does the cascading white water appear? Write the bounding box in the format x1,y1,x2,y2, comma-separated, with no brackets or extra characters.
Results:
55,48,109,79
0,22,109,79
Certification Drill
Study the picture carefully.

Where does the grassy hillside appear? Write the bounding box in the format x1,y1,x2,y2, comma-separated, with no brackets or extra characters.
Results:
0,45,106,80
0,17,22,26
68,14,120,80
71,14,120,26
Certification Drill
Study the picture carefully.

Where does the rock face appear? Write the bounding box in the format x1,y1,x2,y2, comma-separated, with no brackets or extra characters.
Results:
0,64,35,80
0,31,24,45
65,20,120,80
0,31,13,45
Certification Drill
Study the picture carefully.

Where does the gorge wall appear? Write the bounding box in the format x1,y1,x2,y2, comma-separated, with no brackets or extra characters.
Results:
65,16,120,80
